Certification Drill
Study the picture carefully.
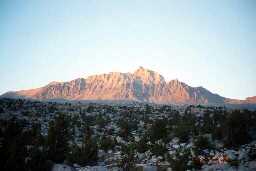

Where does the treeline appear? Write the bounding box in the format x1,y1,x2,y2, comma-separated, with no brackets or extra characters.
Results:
0,103,256,171
114,108,256,170
0,114,98,171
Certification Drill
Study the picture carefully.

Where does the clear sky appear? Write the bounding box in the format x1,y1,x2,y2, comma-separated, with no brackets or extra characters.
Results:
0,0,256,99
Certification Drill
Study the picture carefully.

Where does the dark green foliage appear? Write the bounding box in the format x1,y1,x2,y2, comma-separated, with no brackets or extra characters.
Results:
151,143,167,156
1,99,256,171
168,148,192,171
69,126,98,166
87,105,94,113
194,135,212,150
136,136,149,153
173,113,196,142
99,135,115,152
149,119,168,142
95,115,108,128
173,123,191,143
0,119,51,171
224,110,251,147
0,106,4,113
145,104,152,114
0,119,27,171
121,143,136,170
118,118,138,140
47,114,70,162
80,137,98,166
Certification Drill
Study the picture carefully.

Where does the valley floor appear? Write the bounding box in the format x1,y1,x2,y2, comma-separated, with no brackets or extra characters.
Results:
0,99,256,171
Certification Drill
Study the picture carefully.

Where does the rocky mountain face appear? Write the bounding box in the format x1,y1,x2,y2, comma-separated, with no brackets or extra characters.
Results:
245,96,256,104
1,67,252,105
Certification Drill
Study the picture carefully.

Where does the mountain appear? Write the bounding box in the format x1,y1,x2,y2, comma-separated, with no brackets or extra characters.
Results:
245,96,256,104
1,67,254,105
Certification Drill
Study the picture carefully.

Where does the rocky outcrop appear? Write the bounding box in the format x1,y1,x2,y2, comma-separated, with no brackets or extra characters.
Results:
245,96,256,104
1,67,252,105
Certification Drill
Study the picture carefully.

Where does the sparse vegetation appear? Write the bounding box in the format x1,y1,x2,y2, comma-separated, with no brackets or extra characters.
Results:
0,98,256,170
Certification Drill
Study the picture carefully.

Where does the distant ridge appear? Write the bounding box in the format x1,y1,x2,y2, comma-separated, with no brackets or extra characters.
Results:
1,67,255,105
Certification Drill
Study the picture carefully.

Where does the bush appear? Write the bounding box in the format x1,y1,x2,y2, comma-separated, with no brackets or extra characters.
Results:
194,135,212,150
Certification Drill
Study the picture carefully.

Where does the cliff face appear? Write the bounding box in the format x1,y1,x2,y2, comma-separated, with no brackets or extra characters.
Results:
0,67,231,104
245,96,256,104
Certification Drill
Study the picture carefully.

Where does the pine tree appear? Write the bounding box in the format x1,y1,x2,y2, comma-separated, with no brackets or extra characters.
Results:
79,126,98,165
47,114,70,162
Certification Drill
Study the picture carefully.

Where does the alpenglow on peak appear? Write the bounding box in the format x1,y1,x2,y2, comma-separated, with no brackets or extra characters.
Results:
2,66,254,105
133,66,165,84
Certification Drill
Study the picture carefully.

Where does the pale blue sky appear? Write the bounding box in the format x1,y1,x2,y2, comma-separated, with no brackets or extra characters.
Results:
0,0,256,99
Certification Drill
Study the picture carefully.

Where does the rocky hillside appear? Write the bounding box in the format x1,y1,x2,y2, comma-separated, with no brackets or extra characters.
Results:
245,96,256,104
1,67,252,105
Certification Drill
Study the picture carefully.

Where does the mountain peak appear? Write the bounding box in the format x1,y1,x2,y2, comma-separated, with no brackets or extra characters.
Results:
134,66,153,74
245,96,256,103
48,81,61,86
1,67,249,105
133,67,165,84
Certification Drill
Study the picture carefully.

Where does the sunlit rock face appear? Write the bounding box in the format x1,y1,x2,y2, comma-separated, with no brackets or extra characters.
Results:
0,67,228,104
245,96,256,103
